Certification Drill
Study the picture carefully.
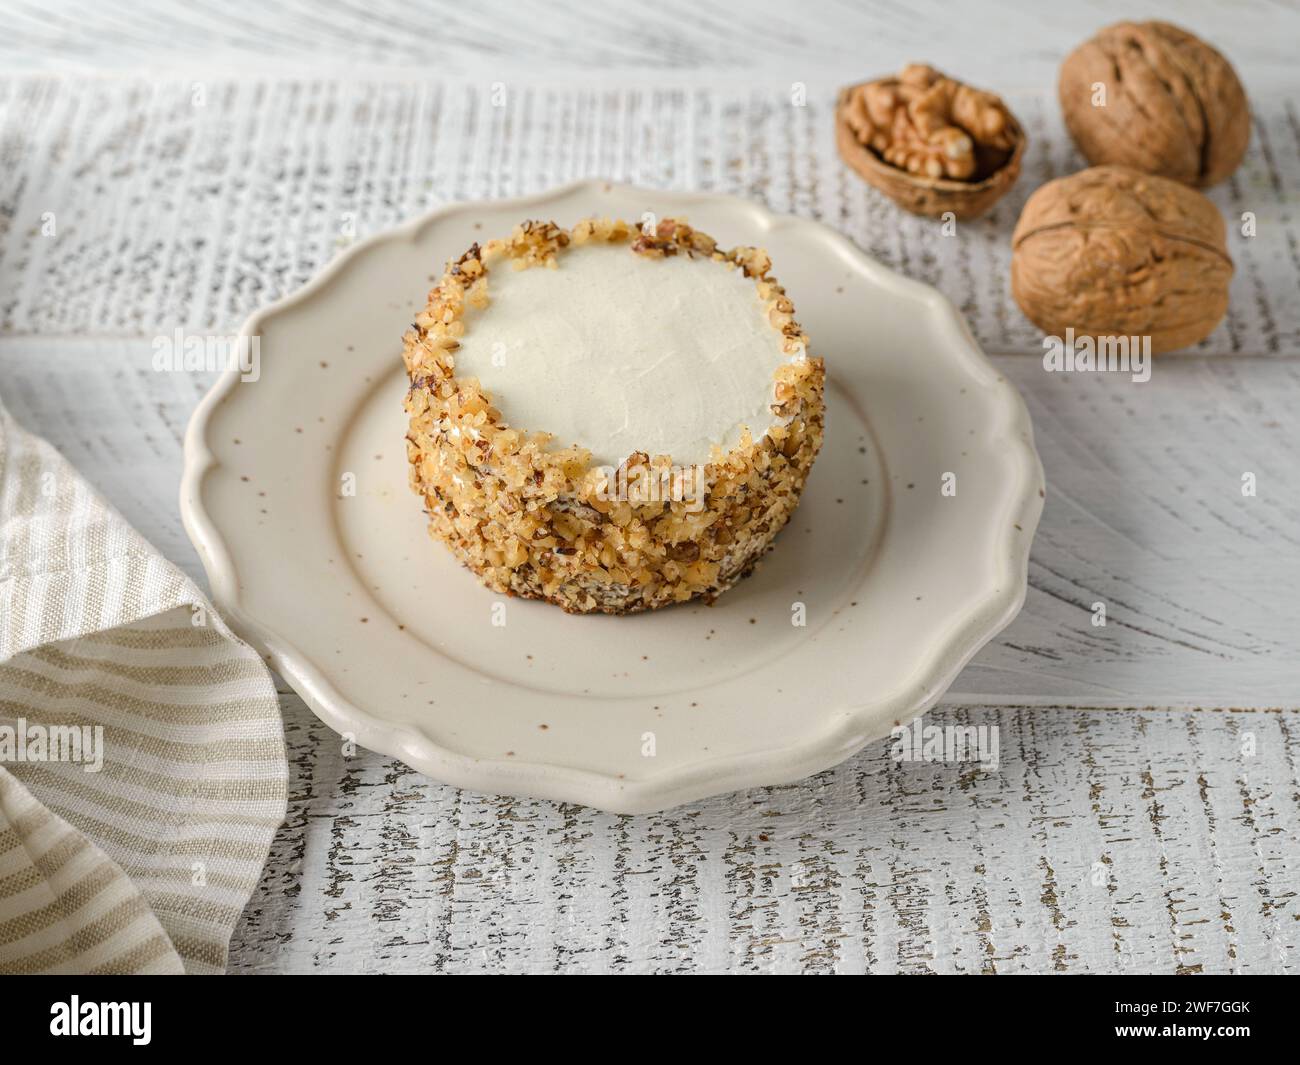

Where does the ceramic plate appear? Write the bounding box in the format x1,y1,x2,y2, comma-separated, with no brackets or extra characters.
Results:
181,181,1043,814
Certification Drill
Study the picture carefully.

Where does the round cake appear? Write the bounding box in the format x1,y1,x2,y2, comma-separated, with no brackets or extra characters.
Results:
402,217,826,613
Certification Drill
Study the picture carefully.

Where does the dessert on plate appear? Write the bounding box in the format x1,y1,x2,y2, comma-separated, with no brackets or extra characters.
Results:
402,216,825,613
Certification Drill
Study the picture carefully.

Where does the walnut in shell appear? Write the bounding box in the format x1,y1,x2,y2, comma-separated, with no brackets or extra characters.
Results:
1059,21,1250,187
836,64,1025,219
1011,166,1233,355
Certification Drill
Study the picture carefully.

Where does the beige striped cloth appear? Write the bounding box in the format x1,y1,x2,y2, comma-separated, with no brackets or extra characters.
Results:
0,397,287,974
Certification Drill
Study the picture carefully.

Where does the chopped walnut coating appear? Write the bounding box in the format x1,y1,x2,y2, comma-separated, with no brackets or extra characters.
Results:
402,217,826,613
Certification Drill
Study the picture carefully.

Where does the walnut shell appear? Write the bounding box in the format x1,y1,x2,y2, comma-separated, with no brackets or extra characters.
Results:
1011,166,1233,354
835,68,1026,220
1059,21,1250,187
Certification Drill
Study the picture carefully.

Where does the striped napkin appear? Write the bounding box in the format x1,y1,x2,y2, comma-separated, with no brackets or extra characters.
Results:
0,396,287,974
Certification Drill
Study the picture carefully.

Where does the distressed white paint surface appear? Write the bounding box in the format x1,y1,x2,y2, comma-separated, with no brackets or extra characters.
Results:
1,78,1296,355
2,0,1298,973
2,0,1297,92
6,341,1300,706
224,695,1298,974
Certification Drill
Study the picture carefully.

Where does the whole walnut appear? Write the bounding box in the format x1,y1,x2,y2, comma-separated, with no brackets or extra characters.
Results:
1059,21,1250,187
1011,166,1233,354
836,64,1025,219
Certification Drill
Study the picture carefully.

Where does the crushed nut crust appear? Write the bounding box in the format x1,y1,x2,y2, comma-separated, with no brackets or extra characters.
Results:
402,217,826,614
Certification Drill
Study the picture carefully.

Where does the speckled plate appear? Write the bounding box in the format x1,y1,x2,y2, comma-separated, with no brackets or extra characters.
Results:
181,180,1043,814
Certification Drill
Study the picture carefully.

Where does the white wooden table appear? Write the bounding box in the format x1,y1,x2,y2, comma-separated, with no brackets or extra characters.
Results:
3,0,1298,974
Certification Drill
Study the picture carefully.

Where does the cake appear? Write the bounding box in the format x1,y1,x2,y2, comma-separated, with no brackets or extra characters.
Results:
402,217,825,613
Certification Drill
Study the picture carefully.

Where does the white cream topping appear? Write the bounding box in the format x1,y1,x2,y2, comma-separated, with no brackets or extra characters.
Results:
452,245,796,467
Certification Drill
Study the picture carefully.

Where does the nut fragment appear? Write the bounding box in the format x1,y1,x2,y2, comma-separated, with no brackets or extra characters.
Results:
1059,21,1250,187
1011,166,1233,355
836,64,1025,219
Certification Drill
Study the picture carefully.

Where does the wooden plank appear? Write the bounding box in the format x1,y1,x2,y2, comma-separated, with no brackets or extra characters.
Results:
224,692,1300,974
963,356,1300,706
1,77,1296,357
5,338,1298,706
1,0,1295,92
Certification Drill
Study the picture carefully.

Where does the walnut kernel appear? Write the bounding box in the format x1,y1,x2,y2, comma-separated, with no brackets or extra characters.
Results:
836,65,1025,219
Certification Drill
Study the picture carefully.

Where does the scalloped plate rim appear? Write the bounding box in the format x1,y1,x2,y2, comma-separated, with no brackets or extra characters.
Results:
180,179,1044,814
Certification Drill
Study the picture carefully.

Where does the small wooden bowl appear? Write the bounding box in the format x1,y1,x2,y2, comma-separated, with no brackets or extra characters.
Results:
835,80,1026,221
